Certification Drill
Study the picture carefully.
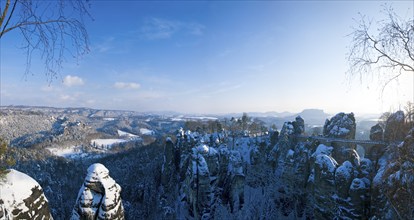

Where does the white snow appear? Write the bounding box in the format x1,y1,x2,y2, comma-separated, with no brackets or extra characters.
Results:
287,149,295,158
192,155,209,176
335,161,354,180
196,144,209,153
229,151,244,175
117,129,139,138
139,128,155,135
236,137,252,164
373,156,388,186
103,117,115,121
0,169,44,214
171,116,218,121
312,144,333,157
329,125,350,136
73,163,122,219
47,146,83,158
315,154,338,173
91,139,127,149
194,144,218,156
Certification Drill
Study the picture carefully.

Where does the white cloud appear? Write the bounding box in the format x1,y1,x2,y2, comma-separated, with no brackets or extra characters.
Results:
114,82,141,89
63,75,84,87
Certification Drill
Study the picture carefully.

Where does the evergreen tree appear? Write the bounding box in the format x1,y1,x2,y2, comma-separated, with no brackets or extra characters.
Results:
0,138,15,177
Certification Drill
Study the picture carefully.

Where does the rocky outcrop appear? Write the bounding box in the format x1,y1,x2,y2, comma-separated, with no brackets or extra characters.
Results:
293,116,305,135
323,112,358,165
187,148,212,219
323,112,356,139
166,128,248,218
270,118,312,218
371,127,414,219
384,110,406,142
367,124,386,161
369,123,383,141
309,145,338,219
0,169,53,219
71,163,124,220
270,114,376,219
161,138,176,187
226,150,245,213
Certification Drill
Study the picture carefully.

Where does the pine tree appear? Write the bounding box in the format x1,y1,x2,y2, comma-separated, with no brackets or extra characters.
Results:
0,138,15,177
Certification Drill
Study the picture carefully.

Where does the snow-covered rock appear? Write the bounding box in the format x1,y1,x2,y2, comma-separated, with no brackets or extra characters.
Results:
312,144,333,157
371,127,414,219
323,112,356,139
323,113,359,165
369,123,383,141
186,151,212,219
71,163,124,220
0,169,53,219
311,151,338,219
335,161,354,198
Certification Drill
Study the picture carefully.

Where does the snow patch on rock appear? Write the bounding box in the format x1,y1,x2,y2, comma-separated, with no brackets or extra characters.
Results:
0,169,52,219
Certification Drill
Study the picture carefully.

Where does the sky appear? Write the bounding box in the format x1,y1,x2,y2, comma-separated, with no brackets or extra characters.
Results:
1,1,413,115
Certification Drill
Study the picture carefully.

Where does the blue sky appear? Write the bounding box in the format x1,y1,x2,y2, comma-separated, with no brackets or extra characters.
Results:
1,1,413,115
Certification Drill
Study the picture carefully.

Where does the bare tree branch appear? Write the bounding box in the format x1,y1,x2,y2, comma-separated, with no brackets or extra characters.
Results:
0,0,11,27
0,0,17,38
0,0,91,82
348,5,414,91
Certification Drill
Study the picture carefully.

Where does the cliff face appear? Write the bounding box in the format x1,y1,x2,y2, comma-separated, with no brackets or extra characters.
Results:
159,130,246,219
271,112,371,219
0,169,53,220
371,128,414,219
71,163,124,220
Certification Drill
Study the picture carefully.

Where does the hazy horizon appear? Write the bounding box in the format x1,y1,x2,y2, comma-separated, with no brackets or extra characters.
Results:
0,104,385,118
1,1,413,115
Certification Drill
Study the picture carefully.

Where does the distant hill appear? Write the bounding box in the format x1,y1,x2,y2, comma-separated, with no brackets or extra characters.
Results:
293,109,330,125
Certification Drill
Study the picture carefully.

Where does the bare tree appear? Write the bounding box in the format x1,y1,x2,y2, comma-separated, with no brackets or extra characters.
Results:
405,101,414,127
348,5,413,92
0,0,91,81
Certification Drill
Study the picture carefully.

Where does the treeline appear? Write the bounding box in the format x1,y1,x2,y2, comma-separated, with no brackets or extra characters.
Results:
184,113,274,137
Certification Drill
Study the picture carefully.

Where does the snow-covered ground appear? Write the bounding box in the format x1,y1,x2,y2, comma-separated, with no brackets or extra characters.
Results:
47,146,82,158
91,139,127,149
171,115,218,121
118,129,139,138
140,128,155,135
47,146,103,159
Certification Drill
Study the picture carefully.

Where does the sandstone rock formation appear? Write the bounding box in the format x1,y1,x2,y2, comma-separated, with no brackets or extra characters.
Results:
384,110,406,142
369,123,383,141
367,124,386,161
71,163,124,220
0,169,53,219
270,114,375,219
371,127,414,219
323,112,358,165
323,112,356,139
